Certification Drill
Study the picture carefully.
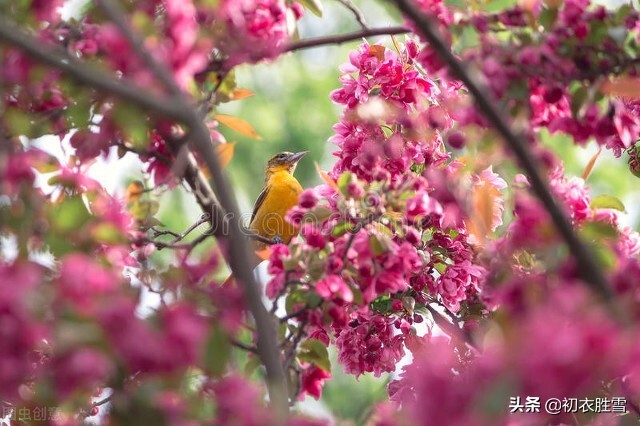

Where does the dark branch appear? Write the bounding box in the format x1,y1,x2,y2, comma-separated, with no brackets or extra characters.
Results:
284,26,410,53
0,15,185,122
393,0,612,302
231,338,259,354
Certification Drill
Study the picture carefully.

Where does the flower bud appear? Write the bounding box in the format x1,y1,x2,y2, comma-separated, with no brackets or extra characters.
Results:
391,299,403,311
447,131,466,149
298,189,319,209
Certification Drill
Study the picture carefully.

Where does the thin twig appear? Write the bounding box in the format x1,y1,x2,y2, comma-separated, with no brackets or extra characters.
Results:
243,228,278,246
393,0,612,302
231,338,259,354
425,304,477,349
153,213,210,244
284,321,308,370
284,26,410,52
279,306,310,323
195,27,411,77
342,222,364,264
93,394,113,407
335,0,369,29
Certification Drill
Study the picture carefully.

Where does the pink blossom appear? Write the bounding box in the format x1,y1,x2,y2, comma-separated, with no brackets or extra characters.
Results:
210,375,271,425
335,313,405,378
315,275,353,303
53,349,113,398
431,260,485,312
300,364,331,400
0,262,46,402
549,166,591,223
57,254,119,314
217,0,298,67
472,166,508,231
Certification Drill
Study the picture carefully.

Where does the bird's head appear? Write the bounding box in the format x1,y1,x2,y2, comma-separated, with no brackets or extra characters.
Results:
265,151,308,176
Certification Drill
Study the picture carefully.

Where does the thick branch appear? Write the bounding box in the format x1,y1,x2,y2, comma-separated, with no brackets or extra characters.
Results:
284,26,410,52
393,0,612,302
0,16,185,122
0,12,289,417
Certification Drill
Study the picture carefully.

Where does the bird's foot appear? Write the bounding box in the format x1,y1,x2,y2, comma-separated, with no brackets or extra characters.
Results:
273,236,284,245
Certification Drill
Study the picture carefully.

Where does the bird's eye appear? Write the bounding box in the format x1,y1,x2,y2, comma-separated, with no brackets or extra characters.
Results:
278,153,286,159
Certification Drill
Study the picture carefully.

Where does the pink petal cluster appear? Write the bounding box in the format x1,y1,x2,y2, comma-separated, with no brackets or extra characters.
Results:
216,0,301,67
335,313,405,378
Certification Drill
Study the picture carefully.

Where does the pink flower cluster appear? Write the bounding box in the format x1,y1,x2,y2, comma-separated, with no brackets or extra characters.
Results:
389,285,637,426
459,0,640,156
329,41,447,182
215,0,303,68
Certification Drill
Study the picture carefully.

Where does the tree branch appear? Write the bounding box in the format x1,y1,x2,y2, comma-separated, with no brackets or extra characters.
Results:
0,11,289,418
393,0,612,302
284,26,410,53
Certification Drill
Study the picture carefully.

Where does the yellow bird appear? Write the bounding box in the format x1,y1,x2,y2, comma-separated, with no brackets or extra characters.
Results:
249,151,308,252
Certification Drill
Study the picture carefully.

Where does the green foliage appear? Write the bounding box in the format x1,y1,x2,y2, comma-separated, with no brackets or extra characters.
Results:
321,348,389,424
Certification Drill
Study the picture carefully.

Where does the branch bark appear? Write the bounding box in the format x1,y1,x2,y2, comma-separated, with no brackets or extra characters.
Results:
392,0,613,302
0,11,289,418
284,26,410,52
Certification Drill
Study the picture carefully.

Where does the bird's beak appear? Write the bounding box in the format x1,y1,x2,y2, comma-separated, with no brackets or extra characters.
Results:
288,151,309,163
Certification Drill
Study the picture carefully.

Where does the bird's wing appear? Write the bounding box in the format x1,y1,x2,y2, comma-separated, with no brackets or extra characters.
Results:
250,184,270,225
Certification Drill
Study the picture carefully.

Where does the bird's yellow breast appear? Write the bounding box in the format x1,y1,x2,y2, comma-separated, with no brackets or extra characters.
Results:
249,170,303,246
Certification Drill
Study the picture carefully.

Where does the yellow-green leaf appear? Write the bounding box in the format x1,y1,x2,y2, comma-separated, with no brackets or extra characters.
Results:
215,142,235,169
230,88,254,100
126,180,145,203
602,77,640,99
590,194,625,212
299,0,323,17
299,339,331,372
582,148,602,181
314,161,339,193
214,114,262,140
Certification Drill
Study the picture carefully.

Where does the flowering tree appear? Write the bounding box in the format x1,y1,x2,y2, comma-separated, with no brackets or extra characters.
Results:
1,0,640,424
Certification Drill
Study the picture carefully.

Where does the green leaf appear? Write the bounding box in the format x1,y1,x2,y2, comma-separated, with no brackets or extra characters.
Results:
539,8,558,30
337,172,352,197
299,0,323,17
332,221,355,237
285,289,306,314
369,233,393,256
129,200,159,222
299,339,331,372
590,194,625,212
570,86,588,117
458,26,479,49
370,295,392,313
304,206,333,224
484,0,518,13
444,0,465,8
91,223,125,244
203,326,231,377
304,291,323,308
112,103,150,150
244,355,262,376
580,222,619,240
50,196,91,233
4,108,35,137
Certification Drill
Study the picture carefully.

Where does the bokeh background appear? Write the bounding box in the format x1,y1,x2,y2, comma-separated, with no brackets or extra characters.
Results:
22,0,640,423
